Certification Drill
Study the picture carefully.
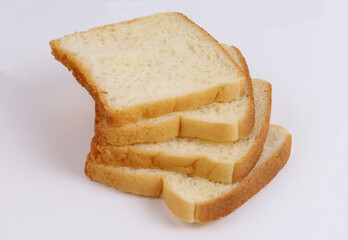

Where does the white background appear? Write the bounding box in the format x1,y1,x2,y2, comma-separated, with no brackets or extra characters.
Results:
1,0,347,239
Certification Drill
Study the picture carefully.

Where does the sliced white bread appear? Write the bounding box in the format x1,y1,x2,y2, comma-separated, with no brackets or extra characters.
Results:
85,125,292,223
94,44,254,144
90,79,271,183
50,12,246,127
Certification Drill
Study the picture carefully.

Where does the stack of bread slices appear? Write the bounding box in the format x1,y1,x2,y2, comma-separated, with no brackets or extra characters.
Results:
50,12,292,223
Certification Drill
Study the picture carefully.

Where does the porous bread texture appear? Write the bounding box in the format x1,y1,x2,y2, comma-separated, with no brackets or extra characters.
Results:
94,44,255,144
90,79,271,184
85,125,292,223
50,12,246,127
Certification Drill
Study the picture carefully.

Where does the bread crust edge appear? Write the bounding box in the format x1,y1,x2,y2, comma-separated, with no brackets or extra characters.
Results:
195,128,291,222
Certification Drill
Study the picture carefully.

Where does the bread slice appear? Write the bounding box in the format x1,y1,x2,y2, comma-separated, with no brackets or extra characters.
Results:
90,79,270,183
50,12,246,127
94,44,255,144
85,125,292,223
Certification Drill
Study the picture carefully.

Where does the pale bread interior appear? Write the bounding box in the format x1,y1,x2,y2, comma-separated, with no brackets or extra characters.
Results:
55,12,242,110
97,44,251,128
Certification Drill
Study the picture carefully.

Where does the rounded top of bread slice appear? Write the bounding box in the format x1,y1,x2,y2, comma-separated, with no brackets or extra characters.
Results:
50,12,245,124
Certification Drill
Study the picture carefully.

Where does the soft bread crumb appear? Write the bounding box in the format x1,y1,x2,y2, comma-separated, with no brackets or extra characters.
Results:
54,13,242,110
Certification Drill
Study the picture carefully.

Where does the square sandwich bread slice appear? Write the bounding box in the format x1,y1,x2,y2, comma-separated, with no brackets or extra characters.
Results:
85,125,292,223
90,79,271,184
50,12,246,127
94,44,255,145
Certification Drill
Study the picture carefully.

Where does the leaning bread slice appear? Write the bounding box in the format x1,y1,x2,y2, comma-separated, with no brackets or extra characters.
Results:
94,44,254,144
85,125,292,223
50,12,246,127
91,79,270,183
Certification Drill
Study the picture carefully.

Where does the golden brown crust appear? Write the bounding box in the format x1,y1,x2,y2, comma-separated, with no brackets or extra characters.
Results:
233,81,272,182
50,12,245,127
230,46,255,138
195,131,291,222
84,126,292,223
